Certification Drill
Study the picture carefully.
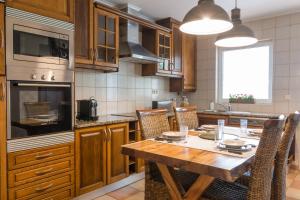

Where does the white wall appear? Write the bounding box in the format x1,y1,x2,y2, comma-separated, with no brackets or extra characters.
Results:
188,12,300,168
75,61,176,115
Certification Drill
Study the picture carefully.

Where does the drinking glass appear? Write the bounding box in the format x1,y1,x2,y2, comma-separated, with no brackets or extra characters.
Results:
180,125,189,142
216,119,225,142
240,119,248,133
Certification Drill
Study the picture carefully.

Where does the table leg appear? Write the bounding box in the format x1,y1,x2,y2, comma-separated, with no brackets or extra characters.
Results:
156,163,215,200
184,175,215,199
156,163,182,200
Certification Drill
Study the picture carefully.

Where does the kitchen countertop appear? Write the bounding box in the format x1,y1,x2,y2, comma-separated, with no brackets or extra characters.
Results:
75,112,175,129
75,115,137,129
75,110,279,129
197,110,280,118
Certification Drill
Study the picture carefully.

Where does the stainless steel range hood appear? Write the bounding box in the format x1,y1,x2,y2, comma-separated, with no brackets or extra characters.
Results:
119,6,162,64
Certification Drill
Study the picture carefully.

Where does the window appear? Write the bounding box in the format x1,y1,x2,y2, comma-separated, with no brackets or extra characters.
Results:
217,41,273,103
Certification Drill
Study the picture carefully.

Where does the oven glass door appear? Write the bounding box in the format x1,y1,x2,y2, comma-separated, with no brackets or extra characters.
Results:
9,81,72,139
13,25,69,64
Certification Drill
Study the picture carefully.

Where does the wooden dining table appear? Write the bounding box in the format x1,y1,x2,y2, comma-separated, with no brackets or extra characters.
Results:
122,130,259,200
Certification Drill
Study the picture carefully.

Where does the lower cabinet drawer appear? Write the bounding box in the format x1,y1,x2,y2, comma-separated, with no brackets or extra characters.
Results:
9,171,74,200
30,185,74,200
8,157,74,188
8,143,74,170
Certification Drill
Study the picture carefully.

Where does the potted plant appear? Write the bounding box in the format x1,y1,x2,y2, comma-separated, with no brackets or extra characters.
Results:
229,94,255,104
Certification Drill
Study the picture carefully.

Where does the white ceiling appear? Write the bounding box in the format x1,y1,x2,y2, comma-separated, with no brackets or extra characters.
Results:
105,0,300,22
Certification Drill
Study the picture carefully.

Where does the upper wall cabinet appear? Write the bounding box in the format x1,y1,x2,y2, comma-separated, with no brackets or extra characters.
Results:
157,18,196,92
6,0,75,23
0,3,5,75
142,29,179,77
75,0,94,65
170,33,197,92
75,1,119,71
157,18,183,76
94,9,119,69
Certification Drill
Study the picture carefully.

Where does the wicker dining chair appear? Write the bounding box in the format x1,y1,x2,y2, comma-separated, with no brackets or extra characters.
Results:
202,118,285,200
272,112,300,200
236,113,300,200
174,106,199,130
136,109,198,200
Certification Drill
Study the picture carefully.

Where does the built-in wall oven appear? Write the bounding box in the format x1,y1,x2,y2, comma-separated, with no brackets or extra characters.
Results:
7,81,73,139
6,7,75,143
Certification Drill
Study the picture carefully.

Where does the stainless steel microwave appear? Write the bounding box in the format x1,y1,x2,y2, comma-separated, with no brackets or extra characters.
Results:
6,7,74,71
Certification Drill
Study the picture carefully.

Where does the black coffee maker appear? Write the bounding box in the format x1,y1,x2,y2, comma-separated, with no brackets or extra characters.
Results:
77,97,99,121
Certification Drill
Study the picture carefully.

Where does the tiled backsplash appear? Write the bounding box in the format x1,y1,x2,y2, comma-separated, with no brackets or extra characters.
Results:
188,12,300,115
75,62,177,115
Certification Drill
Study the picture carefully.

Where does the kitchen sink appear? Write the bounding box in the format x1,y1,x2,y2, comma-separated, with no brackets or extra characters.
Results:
204,110,251,115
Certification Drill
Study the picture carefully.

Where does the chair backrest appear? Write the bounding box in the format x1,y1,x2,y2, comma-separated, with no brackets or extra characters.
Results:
136,109,170,139
272,112,300,200
174,106,199,130
247,118,285,200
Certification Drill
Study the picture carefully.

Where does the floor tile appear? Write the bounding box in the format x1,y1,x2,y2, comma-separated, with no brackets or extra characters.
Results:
287,188,300,199
94,195,117,200
287,178,294,187
107,186,139,200
130,179,145,192
124,192,144,200
290,180,300,190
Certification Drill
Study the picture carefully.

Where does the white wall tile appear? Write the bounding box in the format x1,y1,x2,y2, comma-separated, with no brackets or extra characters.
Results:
275,26,290,39
276,15,291,27
275,39,290,52
291,24,300,38
75,61,176,115
107,74,118,87
117,75,128,88
117,88,128,101
107,102,118,114
107,88,118,101
95,88,107,102
95,73,107,87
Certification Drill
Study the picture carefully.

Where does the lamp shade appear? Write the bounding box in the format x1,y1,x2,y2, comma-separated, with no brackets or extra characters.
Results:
180,0,233,35
215,8,258,47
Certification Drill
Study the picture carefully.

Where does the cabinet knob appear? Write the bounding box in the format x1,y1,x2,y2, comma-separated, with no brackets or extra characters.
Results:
41,75,46,80
31,74,37,80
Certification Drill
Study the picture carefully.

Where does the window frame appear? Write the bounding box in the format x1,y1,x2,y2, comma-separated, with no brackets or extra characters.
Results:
217,41,274,104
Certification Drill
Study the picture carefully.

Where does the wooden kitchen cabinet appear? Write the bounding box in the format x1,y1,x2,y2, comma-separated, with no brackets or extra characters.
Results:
0,76,7,200
197,114,228,126
157,18,183,76
170,33,197,92
75,126,107,195
75,0,94,65
106,124,129,184
6,0,75,23
75,3,120,71
75,123,129,195
142,29,178,77
94,8,119,69
7,143,75,200
0,3,5,75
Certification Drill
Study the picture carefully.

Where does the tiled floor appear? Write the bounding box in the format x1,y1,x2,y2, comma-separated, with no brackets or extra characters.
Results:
91,170,300,200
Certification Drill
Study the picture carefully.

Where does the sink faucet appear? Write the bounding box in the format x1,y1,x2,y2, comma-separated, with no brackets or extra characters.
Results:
214,103,232,112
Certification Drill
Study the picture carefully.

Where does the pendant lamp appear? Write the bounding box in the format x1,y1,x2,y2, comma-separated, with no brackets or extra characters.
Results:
180,0,233,35
215,0,258,47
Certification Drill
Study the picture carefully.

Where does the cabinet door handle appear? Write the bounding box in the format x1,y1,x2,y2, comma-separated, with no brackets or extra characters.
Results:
35,183,54,192
107,129,112,142
35,168,54,176
35,152,53,160
0,82,3,101
90,48,94,61
0,29,3,49
94,48,98,61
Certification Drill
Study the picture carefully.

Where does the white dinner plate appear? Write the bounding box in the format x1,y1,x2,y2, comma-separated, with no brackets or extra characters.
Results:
221,139,247,147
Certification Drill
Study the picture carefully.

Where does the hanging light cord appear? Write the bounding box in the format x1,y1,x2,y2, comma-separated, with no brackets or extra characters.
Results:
235,0,237,8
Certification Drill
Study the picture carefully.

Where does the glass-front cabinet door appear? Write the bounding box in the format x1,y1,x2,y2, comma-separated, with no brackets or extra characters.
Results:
94,8,119,69
157,31,172,74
